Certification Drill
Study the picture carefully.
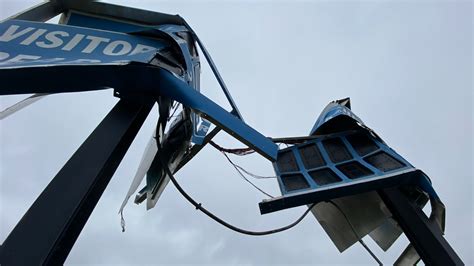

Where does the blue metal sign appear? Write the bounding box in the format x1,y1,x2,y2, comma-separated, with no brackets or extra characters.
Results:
65,12,211,145
0,20,167,68
260,99,438,214
310,99,364,135
0,18,279,161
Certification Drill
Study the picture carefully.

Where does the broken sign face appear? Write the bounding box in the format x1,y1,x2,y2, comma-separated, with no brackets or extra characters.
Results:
260,98,442,260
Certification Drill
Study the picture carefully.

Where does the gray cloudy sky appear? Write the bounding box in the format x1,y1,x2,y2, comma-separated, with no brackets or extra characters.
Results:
0,0,472,265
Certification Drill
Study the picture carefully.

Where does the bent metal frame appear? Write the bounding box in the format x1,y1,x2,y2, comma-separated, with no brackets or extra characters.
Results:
0,1,463,265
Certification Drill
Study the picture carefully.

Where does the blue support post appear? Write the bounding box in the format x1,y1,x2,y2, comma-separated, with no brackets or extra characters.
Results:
156,69,278,161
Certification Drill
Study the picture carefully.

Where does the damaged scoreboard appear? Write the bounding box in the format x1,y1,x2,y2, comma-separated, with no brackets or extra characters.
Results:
0,1,463,265
261,98,451,264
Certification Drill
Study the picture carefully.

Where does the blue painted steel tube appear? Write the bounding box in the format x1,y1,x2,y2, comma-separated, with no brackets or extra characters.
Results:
181,19,244,121
156,69,278,161
0,63,278,161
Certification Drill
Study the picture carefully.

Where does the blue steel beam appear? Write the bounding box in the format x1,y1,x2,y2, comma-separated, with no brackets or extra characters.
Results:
0,64,278,161
182,19,244,121
156,69,277,161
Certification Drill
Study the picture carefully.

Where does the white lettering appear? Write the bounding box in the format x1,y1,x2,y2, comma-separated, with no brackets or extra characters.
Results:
103,40,132,56
0,25,35,42
62,34,84,51
20,29,47,45
130,44,156,55
36,31,69,48
0,52,9,61
30,57,65,64
3,54,41,64
82,36,110,54
69,59,101,63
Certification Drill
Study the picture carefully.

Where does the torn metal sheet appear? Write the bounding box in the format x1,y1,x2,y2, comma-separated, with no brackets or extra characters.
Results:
310,192,389,252
119,131,158,214
64,11,211,146
1,15,277,217
310,98,383,142
66,11,211,146
369,217,402,251
261,98,436,254
309,98,364,136
144,110,192,209
308,99,432,253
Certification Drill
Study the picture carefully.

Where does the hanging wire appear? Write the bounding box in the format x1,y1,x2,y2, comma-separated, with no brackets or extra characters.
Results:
327,200,383,265
167,102,181,121
208,140,276,197
209,140,255,156
209,140,276,179
232,163,277,179
220,151,275,198
156,135,316,236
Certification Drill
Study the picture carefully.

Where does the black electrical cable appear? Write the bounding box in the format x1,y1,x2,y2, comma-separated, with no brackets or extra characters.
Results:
208,141,279,180
211,144,276,180
327,200,383,265
209,140,255,156
167,103,181,122
156,136,316,236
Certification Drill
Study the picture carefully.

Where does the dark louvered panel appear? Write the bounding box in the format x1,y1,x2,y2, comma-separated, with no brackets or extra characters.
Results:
322,138,352,163
299,144,325,169
347,133,379,156
309,168,342,186
281,174,310,192
276,150,299,173
336,161,373,179
364,152,405,172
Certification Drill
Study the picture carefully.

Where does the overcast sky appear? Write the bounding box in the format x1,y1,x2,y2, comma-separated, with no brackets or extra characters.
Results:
0,0,472,265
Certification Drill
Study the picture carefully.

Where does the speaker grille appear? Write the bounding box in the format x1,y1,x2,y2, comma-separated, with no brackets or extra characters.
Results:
276,150,299,173
281,174,310,191
322,138,352,163
337,161,373,179
347,133,379,156
309,168,342,186
364,151,405,172
299,144,325,169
